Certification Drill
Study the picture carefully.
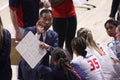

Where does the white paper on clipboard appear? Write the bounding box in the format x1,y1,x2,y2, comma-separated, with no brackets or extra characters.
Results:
16,31,47,68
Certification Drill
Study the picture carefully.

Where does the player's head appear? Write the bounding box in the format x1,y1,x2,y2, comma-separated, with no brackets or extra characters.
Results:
77,28,94,48
51,48,71,68
71,37,87,57
104,19,118,38
77,28,103,55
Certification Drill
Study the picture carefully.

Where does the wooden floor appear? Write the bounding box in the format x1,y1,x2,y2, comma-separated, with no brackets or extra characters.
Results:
74,0,112,45
0,0,113,80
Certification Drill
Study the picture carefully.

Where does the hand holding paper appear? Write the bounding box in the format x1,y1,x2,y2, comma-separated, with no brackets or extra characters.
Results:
16,31,47,68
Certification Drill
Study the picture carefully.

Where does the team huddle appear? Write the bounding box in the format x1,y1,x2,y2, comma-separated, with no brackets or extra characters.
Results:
0,0,120,80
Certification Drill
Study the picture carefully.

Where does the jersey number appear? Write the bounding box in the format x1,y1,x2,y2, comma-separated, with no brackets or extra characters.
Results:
87,58,100,71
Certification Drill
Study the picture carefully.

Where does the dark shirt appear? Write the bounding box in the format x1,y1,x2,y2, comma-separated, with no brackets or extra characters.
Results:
51,63,86,80
52,68,80,80
9,0,39,28
0,29,12,80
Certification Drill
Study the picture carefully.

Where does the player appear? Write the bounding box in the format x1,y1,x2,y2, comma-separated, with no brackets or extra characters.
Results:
71,37,105,80
77,27,120,80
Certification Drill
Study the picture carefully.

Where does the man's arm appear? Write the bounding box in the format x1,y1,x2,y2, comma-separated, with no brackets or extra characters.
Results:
9,8,22,41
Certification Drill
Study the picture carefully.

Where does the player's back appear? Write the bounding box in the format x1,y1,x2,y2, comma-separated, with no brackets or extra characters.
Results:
86,45,120,80
72,53,105,80
99,46,120,80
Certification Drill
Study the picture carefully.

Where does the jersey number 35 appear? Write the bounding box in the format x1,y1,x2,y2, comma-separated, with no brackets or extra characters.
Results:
87,58,100,71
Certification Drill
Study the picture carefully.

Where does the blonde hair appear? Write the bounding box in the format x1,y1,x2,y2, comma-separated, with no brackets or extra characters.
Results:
77,28,103,55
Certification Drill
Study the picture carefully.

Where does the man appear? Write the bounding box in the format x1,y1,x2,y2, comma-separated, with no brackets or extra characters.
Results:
49,0,77,57
18,9,58,80
9,0,50,42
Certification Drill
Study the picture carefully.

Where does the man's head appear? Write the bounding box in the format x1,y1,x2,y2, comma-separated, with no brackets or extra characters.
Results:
36,9,53,34
104,19,118,38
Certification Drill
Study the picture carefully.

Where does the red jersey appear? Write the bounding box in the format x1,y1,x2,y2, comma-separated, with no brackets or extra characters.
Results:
52,0,76,18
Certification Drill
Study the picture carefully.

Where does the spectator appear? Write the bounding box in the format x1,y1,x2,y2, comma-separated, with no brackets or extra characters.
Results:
9,0,50,42
0,17,12,80
49,0,77,57
18,9,58,80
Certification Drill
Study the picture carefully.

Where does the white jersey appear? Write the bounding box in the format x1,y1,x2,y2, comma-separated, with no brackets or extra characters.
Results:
72,53,105,80
86,44,120,80
114,63,120,77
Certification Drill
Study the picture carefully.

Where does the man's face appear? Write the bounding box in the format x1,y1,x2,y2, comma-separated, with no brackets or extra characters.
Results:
105,23,116,37
36,12,53,34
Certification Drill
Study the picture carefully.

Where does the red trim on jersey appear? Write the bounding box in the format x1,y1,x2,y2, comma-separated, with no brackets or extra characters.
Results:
9,6,24,27
16,4,24,28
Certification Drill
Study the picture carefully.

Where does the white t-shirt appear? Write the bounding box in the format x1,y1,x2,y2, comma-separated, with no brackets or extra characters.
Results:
72,53,105,80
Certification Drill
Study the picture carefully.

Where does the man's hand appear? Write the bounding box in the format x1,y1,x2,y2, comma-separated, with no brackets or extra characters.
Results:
15,29,22,42
40,0,50,8
43,1,50,8
39,42,50,49
36,20,45,34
